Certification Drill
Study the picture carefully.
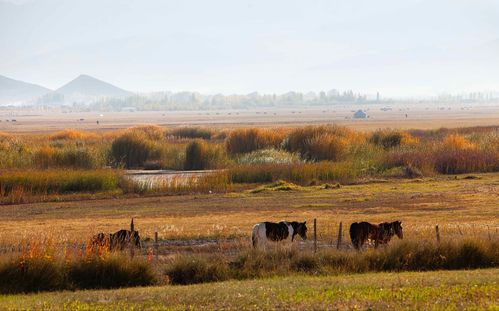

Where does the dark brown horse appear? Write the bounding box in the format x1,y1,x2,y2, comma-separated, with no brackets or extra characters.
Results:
349,221,403,249
109,229,141,251
89,232,109,253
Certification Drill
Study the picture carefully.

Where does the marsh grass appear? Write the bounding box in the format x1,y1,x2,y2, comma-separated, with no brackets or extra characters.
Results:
165,239,498,285
0,169,121,203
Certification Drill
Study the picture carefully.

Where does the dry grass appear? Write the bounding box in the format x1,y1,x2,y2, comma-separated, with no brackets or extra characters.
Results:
226,128,286,154
0,169,121,203
49,129,100,141
0,173,496,245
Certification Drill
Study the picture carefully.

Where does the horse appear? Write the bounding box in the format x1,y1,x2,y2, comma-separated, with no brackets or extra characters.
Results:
109,229,141,251
349,221,403,250
252,221,307,249
88,232,110,253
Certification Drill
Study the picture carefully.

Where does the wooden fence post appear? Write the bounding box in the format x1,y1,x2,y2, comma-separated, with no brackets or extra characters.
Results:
337,222,342,250
435,225,440,243
129,218,135,258
313,218,317,254
154,231,159,261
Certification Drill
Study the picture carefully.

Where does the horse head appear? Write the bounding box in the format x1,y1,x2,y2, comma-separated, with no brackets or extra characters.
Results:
393,221,403,239
297,221,307,240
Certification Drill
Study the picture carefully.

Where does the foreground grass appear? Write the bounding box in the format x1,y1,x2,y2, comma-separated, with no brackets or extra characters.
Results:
1,269,497,310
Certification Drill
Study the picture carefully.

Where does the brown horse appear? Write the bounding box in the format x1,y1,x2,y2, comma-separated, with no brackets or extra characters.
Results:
109,229,141,251
349,221,403,249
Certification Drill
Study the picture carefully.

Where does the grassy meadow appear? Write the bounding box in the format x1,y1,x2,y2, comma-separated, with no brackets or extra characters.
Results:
0,124,497,308
1,269,497,310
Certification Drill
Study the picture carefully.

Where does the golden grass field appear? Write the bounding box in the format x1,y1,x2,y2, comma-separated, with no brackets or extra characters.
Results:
1,172,497,251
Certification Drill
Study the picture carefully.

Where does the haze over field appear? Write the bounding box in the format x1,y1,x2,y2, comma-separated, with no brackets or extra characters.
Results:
1,0,499,98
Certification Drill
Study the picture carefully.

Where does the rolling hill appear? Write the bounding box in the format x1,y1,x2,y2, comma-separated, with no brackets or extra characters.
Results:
0,75,51,105
54,74,131,99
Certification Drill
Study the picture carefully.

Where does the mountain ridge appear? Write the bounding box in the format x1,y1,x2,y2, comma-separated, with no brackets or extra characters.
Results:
0,75,52,104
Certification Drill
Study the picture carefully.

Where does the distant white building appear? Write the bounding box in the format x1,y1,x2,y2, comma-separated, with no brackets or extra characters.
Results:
353,109,367,119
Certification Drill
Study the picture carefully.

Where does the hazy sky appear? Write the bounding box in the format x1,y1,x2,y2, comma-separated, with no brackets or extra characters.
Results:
1,0,498,96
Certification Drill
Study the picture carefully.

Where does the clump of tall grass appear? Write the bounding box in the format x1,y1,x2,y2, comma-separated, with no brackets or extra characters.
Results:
34,146,105,169
237,148,302,165
125,125,165,140
226,128,285,154
184,140,228,170
67,255,156,289
120,171,231,195
369,130,418,149
111,132,156,168
165,255,228,285
171,127,214,140
284,125,358,161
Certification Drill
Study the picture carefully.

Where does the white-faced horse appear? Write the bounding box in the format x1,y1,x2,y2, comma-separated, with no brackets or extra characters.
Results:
252,221,307,249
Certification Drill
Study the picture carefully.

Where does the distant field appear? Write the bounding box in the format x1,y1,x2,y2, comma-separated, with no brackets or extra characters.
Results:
1,103,498,133
1,269,497,310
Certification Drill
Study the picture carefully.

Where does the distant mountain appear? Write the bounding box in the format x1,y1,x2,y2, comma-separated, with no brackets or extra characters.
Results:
0,75,51,105
54,74,131,99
